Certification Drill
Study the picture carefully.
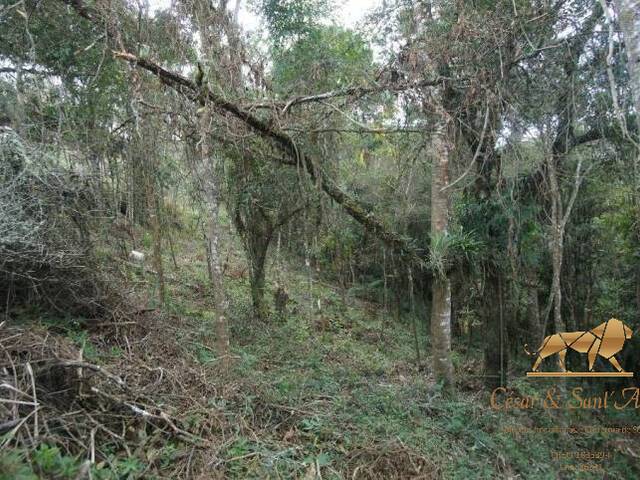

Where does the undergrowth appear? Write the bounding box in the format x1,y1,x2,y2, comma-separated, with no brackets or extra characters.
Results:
2,224,639,479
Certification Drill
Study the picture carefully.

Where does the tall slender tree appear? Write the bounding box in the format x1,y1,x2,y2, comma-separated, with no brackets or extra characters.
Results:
429,110,455,385
194,0,230,365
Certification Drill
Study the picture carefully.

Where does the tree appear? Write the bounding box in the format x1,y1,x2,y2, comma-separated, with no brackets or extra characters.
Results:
613,0,640,117
227,151,303,320
429,112,455,385
44,0,639,391
193,0,231,364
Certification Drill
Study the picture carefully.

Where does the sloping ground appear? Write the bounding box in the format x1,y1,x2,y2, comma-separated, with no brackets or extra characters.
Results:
1,226,639,479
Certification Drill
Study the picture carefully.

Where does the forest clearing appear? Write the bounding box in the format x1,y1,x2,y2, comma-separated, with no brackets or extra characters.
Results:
1,0,640,478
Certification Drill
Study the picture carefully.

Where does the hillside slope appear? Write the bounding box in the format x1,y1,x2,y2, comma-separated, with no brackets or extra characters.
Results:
1,223,638,479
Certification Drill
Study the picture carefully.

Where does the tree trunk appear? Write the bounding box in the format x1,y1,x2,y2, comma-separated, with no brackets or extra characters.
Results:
196,1,230,366
613,0,640,117
429,118,454,386
149,188,165,305
484,271,506,389
247,234,270,321
613,0,640,321
232,203,274,321
203,166,231,366
545,156,584,371
526,272,541,345
250,262,267,320
548,164,569,386
548,156,566,346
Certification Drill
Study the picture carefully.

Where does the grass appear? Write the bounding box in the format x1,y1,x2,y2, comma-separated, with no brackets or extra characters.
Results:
3,224,640,479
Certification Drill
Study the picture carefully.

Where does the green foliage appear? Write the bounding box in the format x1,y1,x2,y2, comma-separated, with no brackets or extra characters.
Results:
3,1,640,478
67,329,99,361
272,26,373,94
456,195,509,257
32,444,79,478
0,444,144,480
258,0,333,43
429,227,483,277
0,450,38,480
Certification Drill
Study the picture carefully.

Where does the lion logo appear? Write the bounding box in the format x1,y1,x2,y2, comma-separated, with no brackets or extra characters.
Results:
525,318,633,373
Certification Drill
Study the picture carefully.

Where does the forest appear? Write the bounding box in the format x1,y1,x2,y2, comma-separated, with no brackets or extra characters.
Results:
1,0,640,478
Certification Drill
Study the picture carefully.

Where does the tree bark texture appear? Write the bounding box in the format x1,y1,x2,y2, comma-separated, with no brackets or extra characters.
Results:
196,1,230,366
429,118,454,386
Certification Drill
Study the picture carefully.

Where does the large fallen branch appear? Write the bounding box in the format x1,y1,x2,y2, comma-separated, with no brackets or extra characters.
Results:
60,0,426,267
116,52,425,265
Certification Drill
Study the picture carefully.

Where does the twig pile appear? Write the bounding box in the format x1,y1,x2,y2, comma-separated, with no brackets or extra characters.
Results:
0,129,121,318
0,316,229,478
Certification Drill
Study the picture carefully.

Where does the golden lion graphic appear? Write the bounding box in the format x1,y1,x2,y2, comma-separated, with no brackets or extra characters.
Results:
525,318,633,373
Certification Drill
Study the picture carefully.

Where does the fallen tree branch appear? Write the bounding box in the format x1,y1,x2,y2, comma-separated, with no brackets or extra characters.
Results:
60,0,428,267
246,77,444,113
90,387,208,447
283,126,424,134
0,418,23,434
52,360,127,389
114,51,425,265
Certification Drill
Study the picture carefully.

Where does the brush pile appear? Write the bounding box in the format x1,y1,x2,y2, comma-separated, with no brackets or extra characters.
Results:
0,312,234,478
0,129,122,318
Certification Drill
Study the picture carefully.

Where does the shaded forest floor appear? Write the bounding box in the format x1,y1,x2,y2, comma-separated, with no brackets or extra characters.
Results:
2,217,639,479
